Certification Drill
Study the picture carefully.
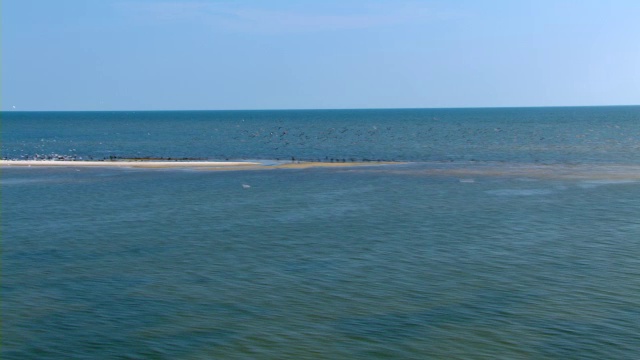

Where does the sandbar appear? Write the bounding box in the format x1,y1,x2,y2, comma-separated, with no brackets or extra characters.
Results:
0,160,261,168
269,161,397,169
0,160,398,170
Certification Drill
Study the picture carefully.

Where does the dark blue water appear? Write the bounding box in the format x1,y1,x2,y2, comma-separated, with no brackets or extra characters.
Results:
4,106,640,163
3,107,640,359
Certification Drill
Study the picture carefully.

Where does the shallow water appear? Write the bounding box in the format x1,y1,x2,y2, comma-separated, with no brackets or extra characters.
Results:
4,163,640,359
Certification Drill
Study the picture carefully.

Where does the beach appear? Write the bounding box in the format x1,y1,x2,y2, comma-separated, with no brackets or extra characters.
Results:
0,159,397,170
0,160,261,168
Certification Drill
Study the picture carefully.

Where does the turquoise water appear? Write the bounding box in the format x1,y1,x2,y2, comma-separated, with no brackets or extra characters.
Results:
3,107,640,359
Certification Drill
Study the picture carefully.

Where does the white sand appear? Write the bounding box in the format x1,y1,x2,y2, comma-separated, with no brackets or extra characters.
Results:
0,160,396,170
0,160,261,168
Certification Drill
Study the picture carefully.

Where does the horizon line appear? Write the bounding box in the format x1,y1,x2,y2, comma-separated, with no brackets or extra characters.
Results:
3,104,639,113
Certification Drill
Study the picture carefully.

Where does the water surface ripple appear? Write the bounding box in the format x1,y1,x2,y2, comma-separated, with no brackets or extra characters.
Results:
4,165,640,359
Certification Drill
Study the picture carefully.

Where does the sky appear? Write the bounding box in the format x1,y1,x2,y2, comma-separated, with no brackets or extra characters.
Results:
2,0,640,111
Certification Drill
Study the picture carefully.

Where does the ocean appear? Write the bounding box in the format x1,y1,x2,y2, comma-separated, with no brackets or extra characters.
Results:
3,107,640,359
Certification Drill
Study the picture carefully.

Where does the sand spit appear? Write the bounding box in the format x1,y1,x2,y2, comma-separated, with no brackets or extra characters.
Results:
0,160,399,170
0,160,261,168
270,161,398,169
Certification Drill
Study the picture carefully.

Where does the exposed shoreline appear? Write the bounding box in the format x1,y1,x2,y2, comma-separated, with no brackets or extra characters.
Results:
0,159,398,170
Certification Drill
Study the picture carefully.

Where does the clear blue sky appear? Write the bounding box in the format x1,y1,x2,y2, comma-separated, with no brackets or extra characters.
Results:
3,0,639,111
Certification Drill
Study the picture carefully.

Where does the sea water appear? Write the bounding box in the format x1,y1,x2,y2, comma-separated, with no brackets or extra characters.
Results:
3,107,640,359
3,107,640,164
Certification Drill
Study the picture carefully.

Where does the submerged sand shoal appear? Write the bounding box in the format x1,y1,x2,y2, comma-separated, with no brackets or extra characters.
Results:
383,163,640,181
0,160,397,170
7,160,640,180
